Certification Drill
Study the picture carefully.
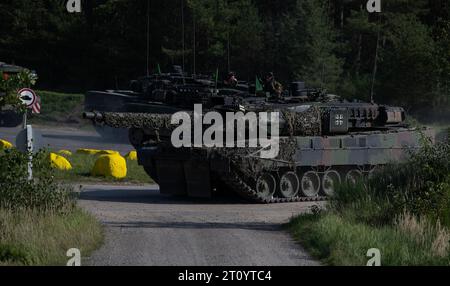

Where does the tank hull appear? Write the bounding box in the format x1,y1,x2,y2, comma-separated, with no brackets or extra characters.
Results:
136,128,434,201
0,110,23,127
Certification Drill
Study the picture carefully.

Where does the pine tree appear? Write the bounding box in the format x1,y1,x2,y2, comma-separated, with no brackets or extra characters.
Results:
280,0,343,91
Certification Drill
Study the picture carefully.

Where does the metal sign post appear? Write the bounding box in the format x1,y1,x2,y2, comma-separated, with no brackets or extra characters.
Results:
18,89,34,180
15,123,35,181
15,88,42,181
26,125,33,180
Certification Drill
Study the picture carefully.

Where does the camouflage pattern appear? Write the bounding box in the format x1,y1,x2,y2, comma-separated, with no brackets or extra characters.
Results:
84,104,435,203
100,112,175,130
83,75,436,202
225,128,434,174
84,105,323,138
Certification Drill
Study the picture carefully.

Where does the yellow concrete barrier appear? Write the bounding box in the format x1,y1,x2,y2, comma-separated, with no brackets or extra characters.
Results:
125,151,137,161
0,139,13,149
97,150,120,155
76,149,120,156
76,148,102,155
50,153,72,171
91,154,127,179
58,150,73,157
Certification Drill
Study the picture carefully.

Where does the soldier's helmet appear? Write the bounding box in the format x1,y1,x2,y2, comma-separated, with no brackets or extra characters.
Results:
265,72,274,81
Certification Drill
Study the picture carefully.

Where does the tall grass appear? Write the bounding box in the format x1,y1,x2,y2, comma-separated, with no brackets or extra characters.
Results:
333,139,450,227
289,139,450,265
0,208,103,266
0,149,75,212
289,213,450,266
0,148,103,265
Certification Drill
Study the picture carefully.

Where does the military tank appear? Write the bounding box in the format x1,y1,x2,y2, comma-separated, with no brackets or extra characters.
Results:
84,82,434,203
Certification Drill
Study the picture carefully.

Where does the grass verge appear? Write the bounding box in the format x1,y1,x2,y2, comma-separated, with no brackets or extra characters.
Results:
0,207,103,266
54,153,153,185
0,149,104,266
288,212,450,266
29,90,85,126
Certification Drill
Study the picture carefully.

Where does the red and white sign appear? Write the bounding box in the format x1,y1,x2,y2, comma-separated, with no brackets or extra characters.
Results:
31,95,41,114
18,88,41,114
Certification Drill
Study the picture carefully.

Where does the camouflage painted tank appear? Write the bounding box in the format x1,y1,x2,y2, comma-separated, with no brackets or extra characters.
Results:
84,84,435,203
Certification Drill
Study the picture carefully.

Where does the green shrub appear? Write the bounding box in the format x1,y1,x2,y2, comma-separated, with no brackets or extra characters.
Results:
0,243,30,265
0,148,75,212
371,140,450,225
0,70,37,112
332,139,450,227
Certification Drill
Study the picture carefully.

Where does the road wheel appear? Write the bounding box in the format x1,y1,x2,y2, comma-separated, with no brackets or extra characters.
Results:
300,171,320,197
321,170,341,197
279,172,300,198
368,166,378,179
346,169,363,185
256,173,276,200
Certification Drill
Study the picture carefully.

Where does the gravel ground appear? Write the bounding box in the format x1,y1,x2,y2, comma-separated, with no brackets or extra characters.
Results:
79,185,321,266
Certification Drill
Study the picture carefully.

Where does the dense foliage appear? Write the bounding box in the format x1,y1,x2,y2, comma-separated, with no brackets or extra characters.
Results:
0,149,75,212
0,0,449,119
332,139,450,227
0,70,37,110
288,138,450,265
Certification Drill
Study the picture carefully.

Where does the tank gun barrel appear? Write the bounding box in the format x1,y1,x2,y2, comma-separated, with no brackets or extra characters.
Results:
82,107,323,137
83,111,176,130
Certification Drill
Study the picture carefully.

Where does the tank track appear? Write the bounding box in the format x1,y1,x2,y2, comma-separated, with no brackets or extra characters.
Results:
223,170,328,204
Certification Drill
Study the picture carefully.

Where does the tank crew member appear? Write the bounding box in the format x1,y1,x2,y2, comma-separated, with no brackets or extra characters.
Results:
264,72,283,99
224,72,238,87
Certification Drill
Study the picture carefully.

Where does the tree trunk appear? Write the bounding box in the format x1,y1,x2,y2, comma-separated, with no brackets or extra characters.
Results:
370,19,381,102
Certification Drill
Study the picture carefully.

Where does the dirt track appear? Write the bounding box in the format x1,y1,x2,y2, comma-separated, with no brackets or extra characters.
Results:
79,185,321,266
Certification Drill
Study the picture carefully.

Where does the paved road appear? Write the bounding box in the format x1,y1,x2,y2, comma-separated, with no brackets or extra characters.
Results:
79,185,321,266
0,125,133,154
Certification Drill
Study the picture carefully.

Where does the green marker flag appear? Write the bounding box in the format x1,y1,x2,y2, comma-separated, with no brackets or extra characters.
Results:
157,64,162,75
255,76,263,92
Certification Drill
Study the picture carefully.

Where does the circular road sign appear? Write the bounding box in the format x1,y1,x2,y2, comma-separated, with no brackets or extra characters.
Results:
18,88,37,108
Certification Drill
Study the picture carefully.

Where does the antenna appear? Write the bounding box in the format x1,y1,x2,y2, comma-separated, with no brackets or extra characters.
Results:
193,9,196,77
181,0,185,74
370,15,381,103
146,0,150,76
227,31,230,72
